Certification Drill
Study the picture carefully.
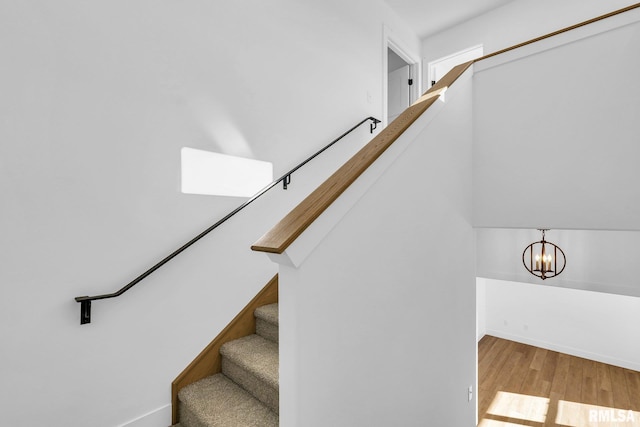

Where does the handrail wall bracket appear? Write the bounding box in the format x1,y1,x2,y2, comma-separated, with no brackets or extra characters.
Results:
283,174,292,190
370,118,381,133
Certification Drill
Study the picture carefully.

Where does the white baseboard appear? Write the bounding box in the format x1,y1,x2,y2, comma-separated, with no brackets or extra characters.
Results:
486,329,640,372
118,404,171,427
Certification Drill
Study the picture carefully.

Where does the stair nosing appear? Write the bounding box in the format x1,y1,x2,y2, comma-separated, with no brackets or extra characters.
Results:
254,303,278,326
178,373,278,426
220,334,279,389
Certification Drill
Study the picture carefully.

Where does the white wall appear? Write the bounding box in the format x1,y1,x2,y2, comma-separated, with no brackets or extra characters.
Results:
483,278,640,371
273,69,476,426
472,11,640,230
476,228,640,297
421,0,637,71
0,1,420,426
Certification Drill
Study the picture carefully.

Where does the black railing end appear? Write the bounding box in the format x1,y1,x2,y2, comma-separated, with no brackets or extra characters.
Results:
76,297,92,325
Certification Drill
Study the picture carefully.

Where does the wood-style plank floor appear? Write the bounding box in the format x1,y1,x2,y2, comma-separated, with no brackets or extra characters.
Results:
478,335,640,427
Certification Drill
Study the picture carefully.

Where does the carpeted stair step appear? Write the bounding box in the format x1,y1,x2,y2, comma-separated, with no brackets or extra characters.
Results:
254,303,278,343
220,334,279,413
178,374,278,427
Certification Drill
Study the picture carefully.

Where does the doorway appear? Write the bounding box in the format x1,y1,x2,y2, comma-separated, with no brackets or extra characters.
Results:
387,48,411,123
384,32,421,127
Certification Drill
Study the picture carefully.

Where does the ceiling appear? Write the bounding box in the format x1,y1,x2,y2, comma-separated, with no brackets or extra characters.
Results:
384,0,516,39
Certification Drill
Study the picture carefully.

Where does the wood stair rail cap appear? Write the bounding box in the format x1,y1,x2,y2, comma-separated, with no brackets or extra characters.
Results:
251,61,474,255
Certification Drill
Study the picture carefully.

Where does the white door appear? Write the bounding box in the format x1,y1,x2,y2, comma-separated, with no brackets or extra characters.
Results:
388,64,410,123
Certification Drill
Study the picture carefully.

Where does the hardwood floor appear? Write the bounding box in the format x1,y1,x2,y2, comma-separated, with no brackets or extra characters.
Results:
478,335,640,426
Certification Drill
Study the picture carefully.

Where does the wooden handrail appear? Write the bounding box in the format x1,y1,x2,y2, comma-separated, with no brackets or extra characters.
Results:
478,2,640,62
251,61,473,254
252,2,640,255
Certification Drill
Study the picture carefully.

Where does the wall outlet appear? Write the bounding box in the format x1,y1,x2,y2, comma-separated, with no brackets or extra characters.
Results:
468,385,473,402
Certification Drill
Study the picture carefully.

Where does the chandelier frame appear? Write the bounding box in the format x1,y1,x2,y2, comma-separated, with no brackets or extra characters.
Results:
522,229,566,280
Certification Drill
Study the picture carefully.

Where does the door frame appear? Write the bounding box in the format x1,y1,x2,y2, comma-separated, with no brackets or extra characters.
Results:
383,26,421,128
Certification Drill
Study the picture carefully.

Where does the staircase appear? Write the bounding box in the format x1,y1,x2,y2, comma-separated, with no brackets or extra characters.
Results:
176,303,279,427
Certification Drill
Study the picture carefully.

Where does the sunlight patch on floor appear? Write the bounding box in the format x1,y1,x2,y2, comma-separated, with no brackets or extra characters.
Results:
486,391,549,423
478,418,535,426
479,391,640,427
556,400,640,427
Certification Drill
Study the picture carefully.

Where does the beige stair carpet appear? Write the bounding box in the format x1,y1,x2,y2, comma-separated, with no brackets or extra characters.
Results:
177,303,279,427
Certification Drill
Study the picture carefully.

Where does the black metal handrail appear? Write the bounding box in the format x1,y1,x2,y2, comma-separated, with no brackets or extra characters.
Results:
75,116,380,324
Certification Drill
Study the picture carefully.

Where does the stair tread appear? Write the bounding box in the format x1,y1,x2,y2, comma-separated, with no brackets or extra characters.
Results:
220,334,278,389
178,374,278,427
254,303,278,326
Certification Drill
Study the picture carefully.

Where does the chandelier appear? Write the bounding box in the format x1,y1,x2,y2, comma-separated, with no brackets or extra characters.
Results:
522,229,566,280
